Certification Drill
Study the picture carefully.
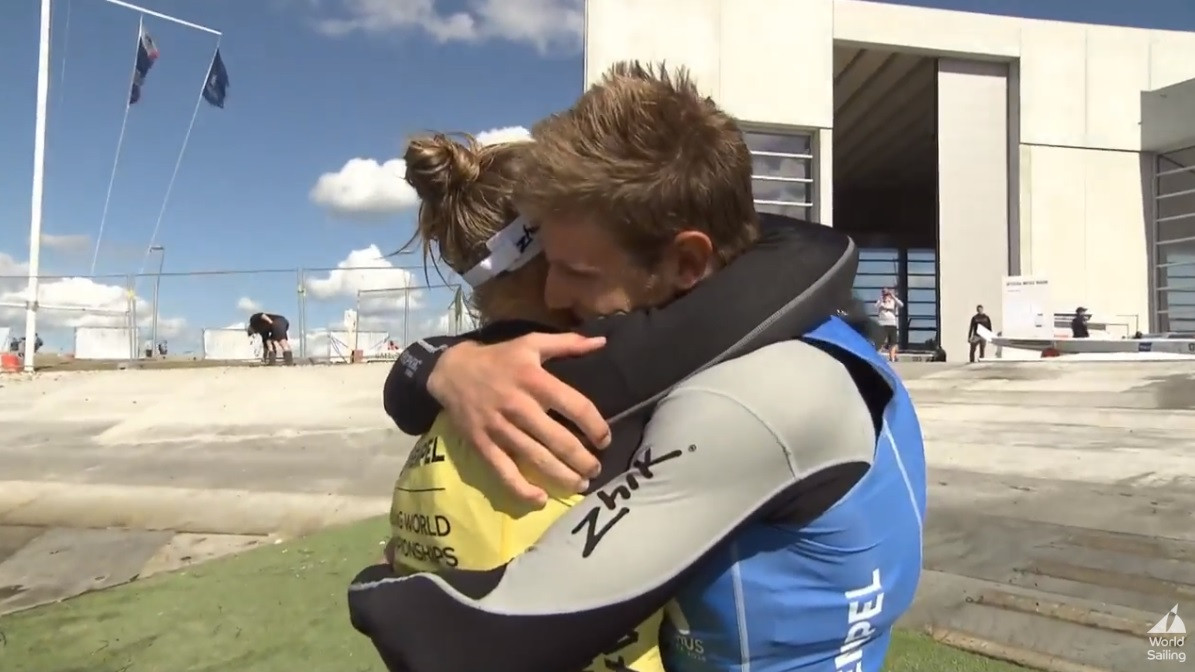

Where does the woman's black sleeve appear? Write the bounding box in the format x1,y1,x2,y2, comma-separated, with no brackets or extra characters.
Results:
382,335,465,435
382,321,554,435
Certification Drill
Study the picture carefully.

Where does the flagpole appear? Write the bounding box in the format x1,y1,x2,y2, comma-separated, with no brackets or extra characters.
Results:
140,38,222,275
24,0,52,373
21,0,221,372
90,16,143,275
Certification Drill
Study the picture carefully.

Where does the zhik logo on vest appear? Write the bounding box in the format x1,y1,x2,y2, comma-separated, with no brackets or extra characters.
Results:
1146,605,1185,664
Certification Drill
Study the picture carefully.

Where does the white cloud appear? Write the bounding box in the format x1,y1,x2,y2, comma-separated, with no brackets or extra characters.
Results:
304,244,424,313
0,251,186,341
474,126,534,146
307,0,583,54
295,244,479,346
310,157,414,218
236,296,262,313
310,125,530,218
42,233,91,253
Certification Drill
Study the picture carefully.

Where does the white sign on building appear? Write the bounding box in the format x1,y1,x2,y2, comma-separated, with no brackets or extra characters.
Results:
1001,276,1052,338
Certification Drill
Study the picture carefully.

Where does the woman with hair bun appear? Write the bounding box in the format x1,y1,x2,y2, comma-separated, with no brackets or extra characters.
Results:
402,133,568,328
351,129,866,672
375,132,667,672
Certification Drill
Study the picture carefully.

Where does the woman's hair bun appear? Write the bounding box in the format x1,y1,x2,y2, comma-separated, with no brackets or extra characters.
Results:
403,133,482,204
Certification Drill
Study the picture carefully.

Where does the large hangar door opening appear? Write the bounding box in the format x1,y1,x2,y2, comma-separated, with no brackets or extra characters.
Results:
832,47,939,352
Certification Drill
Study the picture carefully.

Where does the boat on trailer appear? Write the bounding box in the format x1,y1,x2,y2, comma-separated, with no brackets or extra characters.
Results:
976,325,1195,360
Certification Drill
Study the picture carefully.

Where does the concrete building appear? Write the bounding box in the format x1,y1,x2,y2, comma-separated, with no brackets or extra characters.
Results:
584,0,1195,358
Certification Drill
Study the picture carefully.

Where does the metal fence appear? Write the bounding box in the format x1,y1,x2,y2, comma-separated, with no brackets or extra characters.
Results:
0,264,472,367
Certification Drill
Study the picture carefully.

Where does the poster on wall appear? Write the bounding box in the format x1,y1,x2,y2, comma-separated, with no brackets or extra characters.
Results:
1001,276,1053,338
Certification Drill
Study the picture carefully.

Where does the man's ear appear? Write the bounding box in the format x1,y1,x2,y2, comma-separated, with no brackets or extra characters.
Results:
668,231,715,291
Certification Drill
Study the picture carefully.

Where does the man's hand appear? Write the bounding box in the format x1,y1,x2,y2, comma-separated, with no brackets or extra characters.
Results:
428,333,611,505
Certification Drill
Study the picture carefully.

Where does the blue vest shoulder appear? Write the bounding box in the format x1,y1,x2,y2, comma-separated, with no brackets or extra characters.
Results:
661,317,928,672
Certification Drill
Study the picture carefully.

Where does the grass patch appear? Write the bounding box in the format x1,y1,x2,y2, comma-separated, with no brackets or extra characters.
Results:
0,518,1026,672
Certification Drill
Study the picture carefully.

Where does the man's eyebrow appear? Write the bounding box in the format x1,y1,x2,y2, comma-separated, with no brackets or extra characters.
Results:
553,260,600,276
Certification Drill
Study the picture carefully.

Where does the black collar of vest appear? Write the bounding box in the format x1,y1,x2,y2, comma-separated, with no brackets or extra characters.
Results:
533,213,858,423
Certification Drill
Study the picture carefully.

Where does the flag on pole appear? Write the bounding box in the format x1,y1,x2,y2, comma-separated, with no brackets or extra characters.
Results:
129,29,160,105
202,49,230,108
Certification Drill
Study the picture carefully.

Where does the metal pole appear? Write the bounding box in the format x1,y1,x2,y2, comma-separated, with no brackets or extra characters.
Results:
458,285,466,334
297,269,306,359
454,286,465,334
403,289,410,346
24,0,52,373
149,245,165,352
127,275,137,362
353,290,362,360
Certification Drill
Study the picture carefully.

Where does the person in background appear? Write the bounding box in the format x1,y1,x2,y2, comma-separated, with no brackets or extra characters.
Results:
246,312,294,365
929,338,947,362
967,304,992,363
1071,307,1090,338
13,334,43,357
875,286,904,362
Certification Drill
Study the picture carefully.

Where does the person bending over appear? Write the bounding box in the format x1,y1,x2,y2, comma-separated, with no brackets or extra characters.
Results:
350,62,926,672
246,311,293,366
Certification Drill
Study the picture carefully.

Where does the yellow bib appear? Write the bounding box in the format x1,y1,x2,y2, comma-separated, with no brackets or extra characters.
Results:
391,412,664,672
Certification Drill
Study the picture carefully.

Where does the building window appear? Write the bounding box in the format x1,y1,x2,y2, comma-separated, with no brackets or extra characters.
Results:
905,249,940,349
744,130,814,221
1154,145,1195,334
854,247,939,350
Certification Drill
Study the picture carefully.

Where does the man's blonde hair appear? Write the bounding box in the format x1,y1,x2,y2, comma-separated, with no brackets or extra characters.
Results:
515,61,759,265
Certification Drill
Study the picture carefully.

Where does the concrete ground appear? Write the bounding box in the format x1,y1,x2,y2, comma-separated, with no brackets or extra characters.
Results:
0,359,1192,670
898,360,1195,671
0,363,400,613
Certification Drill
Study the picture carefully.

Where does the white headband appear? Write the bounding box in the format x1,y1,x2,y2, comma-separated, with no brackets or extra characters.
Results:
460,215,542,288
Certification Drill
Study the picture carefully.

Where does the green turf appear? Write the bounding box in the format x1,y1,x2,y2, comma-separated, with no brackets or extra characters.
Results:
0,518,1027,672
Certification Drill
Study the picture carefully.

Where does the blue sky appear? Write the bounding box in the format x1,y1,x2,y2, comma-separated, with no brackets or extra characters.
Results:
0,0,580,351
1,0,1193,353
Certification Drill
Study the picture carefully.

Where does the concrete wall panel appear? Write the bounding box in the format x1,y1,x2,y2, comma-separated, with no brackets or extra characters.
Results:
1017,22,1087,147
1084,27,1152,151
833,0,1020,57
718,0,833,128
584,0,721,96
938,59,1009,359
1021,145,1149,330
